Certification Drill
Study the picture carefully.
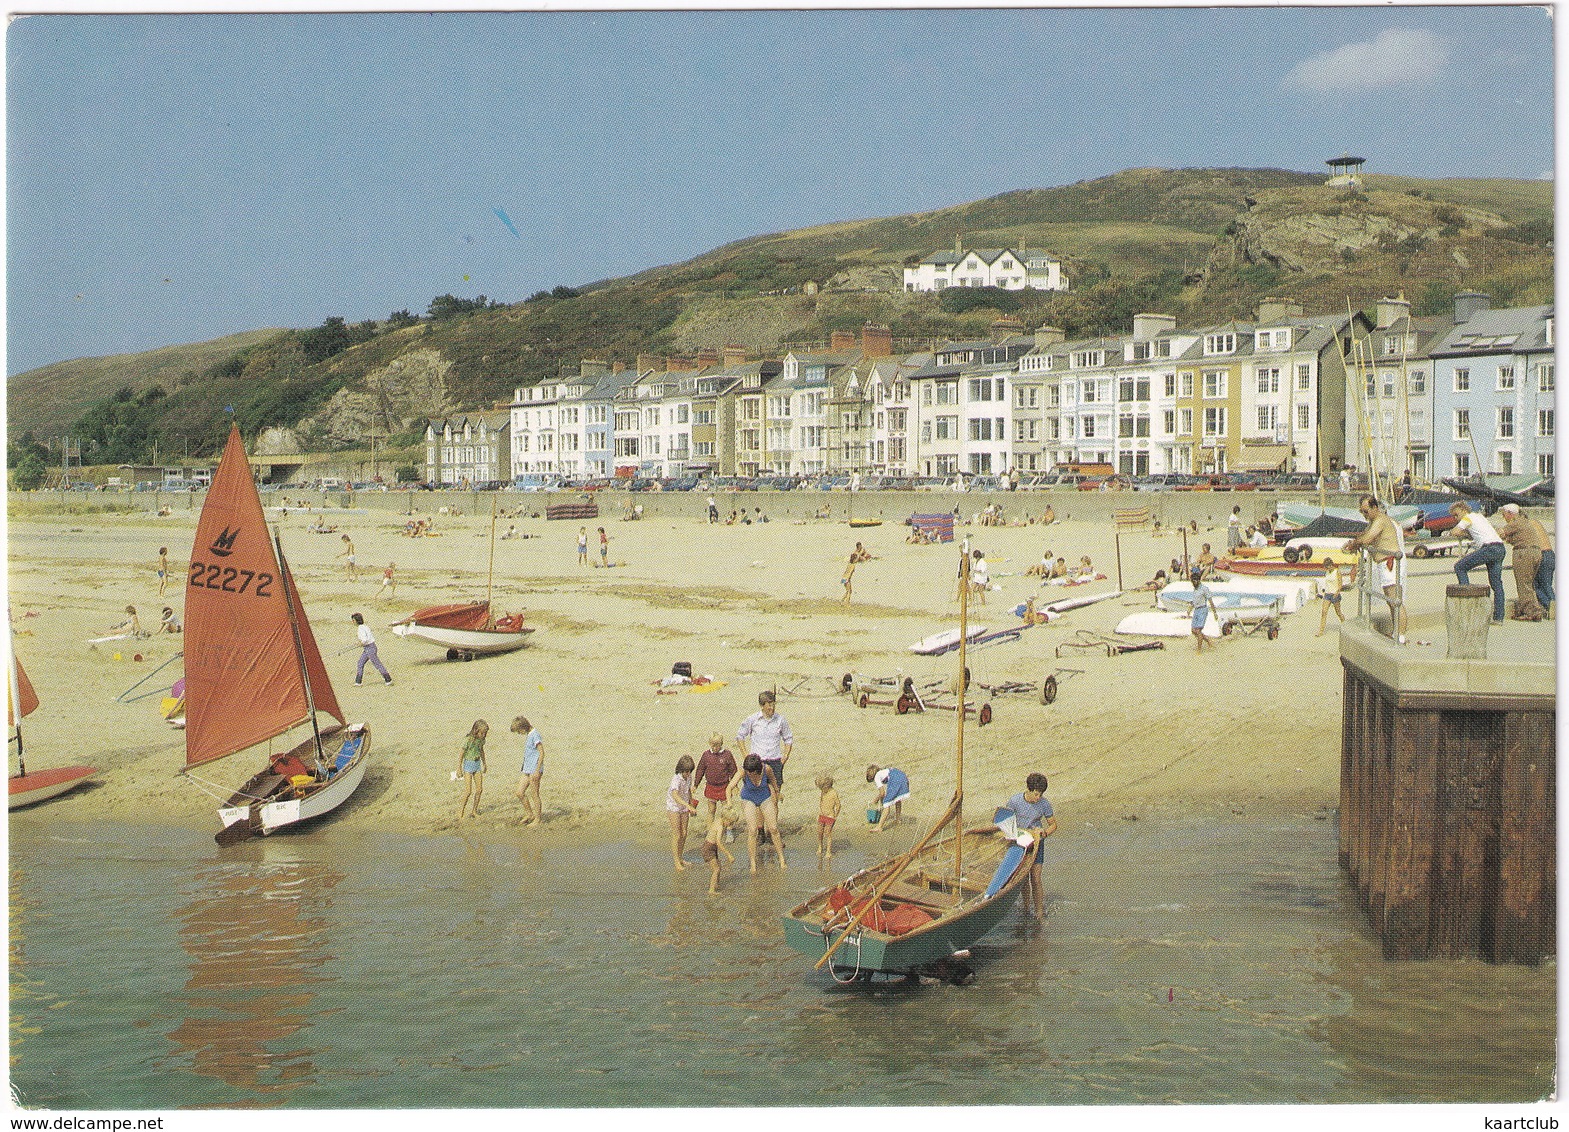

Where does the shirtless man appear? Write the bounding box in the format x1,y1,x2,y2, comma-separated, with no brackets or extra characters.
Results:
1343,496,1408,644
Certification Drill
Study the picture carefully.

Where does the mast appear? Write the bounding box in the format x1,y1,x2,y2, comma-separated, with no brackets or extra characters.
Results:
487,497,499,610
953,548,969,893
8,647,26,779
274,531,326,767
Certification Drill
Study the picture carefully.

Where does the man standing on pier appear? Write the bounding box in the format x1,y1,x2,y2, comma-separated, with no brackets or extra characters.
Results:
1343,496,1408,645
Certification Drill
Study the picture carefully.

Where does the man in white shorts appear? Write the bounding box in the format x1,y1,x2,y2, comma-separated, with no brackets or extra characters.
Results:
1343,496,1407,644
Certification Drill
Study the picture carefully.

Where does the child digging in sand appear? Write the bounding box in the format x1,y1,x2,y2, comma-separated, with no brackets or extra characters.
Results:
815,773,841,860
700,804,739,893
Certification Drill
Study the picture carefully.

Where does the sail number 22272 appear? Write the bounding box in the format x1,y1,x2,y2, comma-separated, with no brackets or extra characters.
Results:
188,560,275,597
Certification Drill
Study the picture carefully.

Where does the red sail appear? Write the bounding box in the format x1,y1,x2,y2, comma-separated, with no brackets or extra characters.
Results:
184,426,343,770
395,601,492,632
9,656,39,727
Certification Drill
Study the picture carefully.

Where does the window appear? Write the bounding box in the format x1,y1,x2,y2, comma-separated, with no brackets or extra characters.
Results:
935,416,958,440
1135,415,1150,437
1256,368,1280,394
1382,335,1402,357
1497,450,1514,474
1080,381,1099,404
1497,366,1516,391
936,381,958,405
1163,409,1176,434
1409,370,1426,395
694,441,714,458
969,378,994,402
1455,452,1471,477
1382,371,1397,397
1202,406,1227,436
1538,452,1555,476
1179,372,1195,397
1257,405,1279,431
968,418,993,441
1538,409,1555,437
1497,407,1515,439
1071,349,1104,369
1118,414,1135,438
1537,363,1555,392
1082,416,1098,439
1454,409,1471,439
1178,408,1194,436
1296,364,1312,391
1117,377,1150,402
1201,370,1227,398
1204,333,1236,355
1130,341,1152,361
1454,368,1470,392
1163,372,1177,397
1155,339,1172,359
1297,404,1311,430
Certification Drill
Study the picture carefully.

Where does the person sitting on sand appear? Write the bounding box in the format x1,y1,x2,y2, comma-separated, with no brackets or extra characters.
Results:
156,606,182,634
1041,503,1056,526
1133,569,1169,593
1246,525,1269,549
1074,555,1095,580
1026,550,1054,577
110,605,142,636
1020,596,1051,626
500,524,519,540
1046,556,1069,580
1196,544,1217,578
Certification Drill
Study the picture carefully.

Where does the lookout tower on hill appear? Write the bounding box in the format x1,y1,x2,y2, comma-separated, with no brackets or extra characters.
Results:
1326,153,1366,189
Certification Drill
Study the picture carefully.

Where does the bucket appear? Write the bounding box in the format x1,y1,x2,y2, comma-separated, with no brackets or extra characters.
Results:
866,808,881,824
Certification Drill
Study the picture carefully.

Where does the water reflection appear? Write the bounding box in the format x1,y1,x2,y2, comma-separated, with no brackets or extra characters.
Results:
161,842,343,1104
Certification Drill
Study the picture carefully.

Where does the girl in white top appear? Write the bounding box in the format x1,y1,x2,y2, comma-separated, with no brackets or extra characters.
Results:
666,755,699,871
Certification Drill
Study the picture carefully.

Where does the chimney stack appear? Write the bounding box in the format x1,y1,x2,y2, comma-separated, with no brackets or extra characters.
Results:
990,315,1025,339
722,345,748,368
1132,313,1177,339
1375,294,1411,330
1453,291,1491,324
694,347,721,368
829,329,856,352
861,322,892,359
1255,297,1303,324
612,360,625,374
1034,326,1065,347
955,234,963,255
637,353,662,374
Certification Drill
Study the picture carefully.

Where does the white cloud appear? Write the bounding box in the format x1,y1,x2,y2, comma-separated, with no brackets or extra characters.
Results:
1282,28,1450,95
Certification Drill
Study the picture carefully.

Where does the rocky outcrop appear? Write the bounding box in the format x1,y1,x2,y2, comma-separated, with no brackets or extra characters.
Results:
297,348,462,448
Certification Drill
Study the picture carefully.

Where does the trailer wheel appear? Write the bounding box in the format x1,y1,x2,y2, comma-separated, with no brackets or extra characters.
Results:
1221,620,1235,637
1411,544,1430,559
1283,546,1300,564
1267,623,1280,640
858,693,870,709
896,694,913,715
979,703,993,726
446,649,461,661
1040,674,1059,705
841,672,854,694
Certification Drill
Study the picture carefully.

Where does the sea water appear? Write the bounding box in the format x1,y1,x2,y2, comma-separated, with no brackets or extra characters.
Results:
8,814,1555,1109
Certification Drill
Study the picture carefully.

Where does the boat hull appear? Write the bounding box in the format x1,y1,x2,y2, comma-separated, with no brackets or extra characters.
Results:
8,765,98,810
392,621,533,657
217,726,370,837
781,827,1036,975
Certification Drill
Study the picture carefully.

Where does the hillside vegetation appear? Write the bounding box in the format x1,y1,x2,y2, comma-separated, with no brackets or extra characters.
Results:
8,167,1552,467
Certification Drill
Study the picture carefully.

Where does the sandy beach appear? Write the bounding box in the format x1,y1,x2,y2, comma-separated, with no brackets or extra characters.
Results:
7,490,1551,848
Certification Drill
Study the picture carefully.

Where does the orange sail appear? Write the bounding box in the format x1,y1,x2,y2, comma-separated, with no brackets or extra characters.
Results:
184,426,343,770
8,655,39,727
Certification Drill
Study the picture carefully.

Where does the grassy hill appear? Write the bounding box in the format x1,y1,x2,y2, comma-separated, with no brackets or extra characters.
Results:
8,166,1552,461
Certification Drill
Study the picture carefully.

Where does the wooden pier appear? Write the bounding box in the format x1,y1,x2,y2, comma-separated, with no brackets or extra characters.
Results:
1339,624,1555,963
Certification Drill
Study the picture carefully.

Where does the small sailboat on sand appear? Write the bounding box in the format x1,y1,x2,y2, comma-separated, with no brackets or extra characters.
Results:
8,650,97,809
182,426,369,845
392,504,533,660
782,551,1039,982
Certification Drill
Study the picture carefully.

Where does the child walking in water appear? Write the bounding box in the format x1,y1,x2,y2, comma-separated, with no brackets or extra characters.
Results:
457,720,488,820
666,755,699,870
700,804,739,894
815,773,841,860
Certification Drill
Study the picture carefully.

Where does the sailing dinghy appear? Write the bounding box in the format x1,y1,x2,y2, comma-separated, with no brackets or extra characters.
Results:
782,551,1038,982
391,505,533,659
8,650,97,809
183,426,369,845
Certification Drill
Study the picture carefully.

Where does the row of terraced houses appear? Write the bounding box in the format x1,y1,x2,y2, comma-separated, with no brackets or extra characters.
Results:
425,291,1553,488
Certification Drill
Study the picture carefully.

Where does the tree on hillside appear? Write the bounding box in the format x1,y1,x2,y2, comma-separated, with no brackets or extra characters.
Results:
299,316,353,365
428,294,497,320
387,309,420,329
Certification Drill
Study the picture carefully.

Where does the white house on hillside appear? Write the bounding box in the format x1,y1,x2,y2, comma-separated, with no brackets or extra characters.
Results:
904,240,1067,293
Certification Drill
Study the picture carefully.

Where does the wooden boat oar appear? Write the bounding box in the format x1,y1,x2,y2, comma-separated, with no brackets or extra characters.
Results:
814,790,962,971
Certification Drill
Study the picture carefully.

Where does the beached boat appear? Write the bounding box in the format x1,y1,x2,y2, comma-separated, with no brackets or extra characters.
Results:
783,552,1039,982
1221,556,1352,579
390,505,533,659
392,601,533,659
909,624,988,655
8,652,97,810
181,425,369,846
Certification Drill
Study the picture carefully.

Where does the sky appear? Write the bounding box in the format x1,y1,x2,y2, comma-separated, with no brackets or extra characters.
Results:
5,4,1557,376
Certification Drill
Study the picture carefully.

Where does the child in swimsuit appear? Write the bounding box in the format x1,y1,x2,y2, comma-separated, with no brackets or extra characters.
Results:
814,773,840,860
667,755,699,871
700,804,739,894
